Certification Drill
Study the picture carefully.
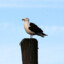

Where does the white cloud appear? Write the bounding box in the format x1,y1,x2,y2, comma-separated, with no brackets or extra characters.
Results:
0,22,20,31
0,22,9,31
0,22,17,33
0,0,64,2
40,26,64,35
0,22,26,38
0,4,64,8
0,0,64,8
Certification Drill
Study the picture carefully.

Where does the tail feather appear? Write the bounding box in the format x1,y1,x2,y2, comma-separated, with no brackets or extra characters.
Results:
37,33,48,37
43,33,48,36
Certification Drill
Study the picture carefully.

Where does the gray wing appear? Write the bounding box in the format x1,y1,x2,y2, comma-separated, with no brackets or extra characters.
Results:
29,23,43,34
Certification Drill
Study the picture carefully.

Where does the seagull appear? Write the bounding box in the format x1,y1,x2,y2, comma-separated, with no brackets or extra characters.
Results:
22,18,47,38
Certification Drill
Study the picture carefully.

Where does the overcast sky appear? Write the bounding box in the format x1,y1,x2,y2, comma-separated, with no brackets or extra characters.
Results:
0,0,64,64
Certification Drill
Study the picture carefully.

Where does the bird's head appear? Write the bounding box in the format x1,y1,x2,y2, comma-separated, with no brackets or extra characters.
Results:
22,18,29,22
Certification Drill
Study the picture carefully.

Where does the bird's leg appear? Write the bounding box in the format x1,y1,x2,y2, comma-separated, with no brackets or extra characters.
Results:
30,35,33,38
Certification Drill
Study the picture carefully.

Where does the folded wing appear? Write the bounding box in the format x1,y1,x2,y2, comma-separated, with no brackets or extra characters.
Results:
29,23,43,34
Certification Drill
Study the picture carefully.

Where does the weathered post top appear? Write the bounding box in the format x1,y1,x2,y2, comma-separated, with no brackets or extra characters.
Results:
20,38,38,64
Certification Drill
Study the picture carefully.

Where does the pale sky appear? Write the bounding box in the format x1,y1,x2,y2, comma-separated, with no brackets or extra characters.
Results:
0,0,64,64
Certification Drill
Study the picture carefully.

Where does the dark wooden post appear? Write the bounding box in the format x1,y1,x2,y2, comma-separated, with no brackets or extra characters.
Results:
20,38,38,64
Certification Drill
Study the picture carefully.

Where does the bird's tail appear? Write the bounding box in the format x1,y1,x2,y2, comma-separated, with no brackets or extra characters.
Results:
37,33,48,37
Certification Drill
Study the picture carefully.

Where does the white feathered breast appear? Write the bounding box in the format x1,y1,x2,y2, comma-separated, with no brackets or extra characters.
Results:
24,21,34,35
